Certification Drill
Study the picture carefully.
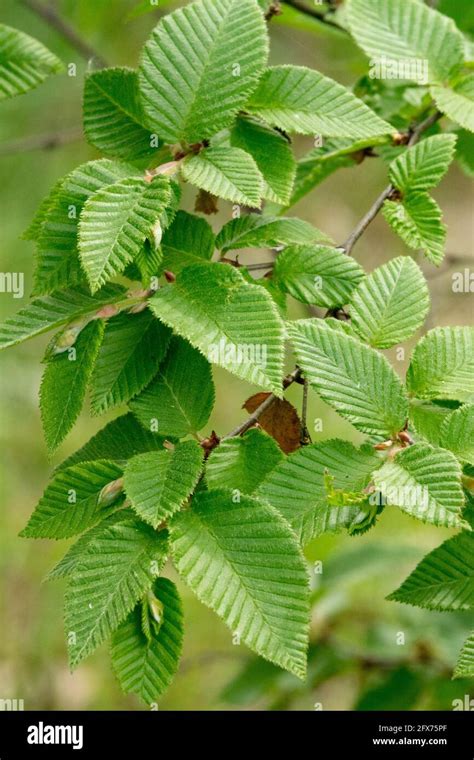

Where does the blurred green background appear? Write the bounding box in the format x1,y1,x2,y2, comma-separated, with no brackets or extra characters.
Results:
0,0,473,710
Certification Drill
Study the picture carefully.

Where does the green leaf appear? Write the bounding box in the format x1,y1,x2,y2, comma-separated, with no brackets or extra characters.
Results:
0,23,63,100
388,531,474,610
161,210,215,274
273,245,365,309
373,443,467,529
21,460,123,539
288,320,408,438
23,178,63,241
348,256,430,348
181,147,264,207
138,0,268,143
455,129,474,177
409,401,453,446
170,489,309,678
111,578,183,704
124,441,204,528
454,631,474,678
206,428,283,494
383,192,446,266
247,65,393,138
40,320,104,454
388,135,457,194
230,116,296,205
432,75,474,133
355,667,424,711
58,413,166,470
150,263,285,395
84,67,156,160
131,336,215,438
406,326,474,401
65,512,168,668
347,0,464,85
90,311,171,415
216,214,331,253
440,404,474,464
257,439,381,545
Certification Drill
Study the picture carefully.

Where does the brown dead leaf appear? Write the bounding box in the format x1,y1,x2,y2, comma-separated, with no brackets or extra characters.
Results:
195,189,219,215
243,393,302,454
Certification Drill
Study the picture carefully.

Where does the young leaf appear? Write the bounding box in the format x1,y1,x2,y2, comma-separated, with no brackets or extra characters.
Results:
131,336,214,438
439,404,474,464
242,394,302,454
382,192,446,266
111,578,183,704
230,116,296,205
389,135,457,194
65,513,168,669
288,320,408,438
247,65,393,138
124,440,204,528
454,631,474,679
348,256,430,348
406,326,474,401
138,0,268,143
432,75,474,133
216,214,331,253
40,320,104,454
79,176,170,293
170,489,309,678
181,147,264,207
0,283,125,351
373,443,467,529
161,210,215,274
388,532,474,610
21,460,124,539
150,263,285,395
273,245,365,309
257,439,381,545
0,23,63,100
205,428,283,494
347,0,464,85
90,311,171,415
83,67,157,160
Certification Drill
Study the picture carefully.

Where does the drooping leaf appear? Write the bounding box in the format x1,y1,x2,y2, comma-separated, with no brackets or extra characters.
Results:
21,460,124,539
124,441,204,528
347,0,464,85
216,214,331,253
181,147,264,207
388,134,457,194
348,256,430,348
230,116,296,205
454,631,474,678
170,489,309,678
440,404,474,464
406,326,474,401
373,443,467,529
83,67,156,160
150,263,285,395
161,210,215,274
131,336,214,438
0,23,63,100
90,311,171,415
288,320,408,438
257,439,381,545
206,428,283,494
65,512,168,668
138,0,268,143
382,192,446,266
40,320,104,454
111,578,183,704
388,531,474,610
242,393,302,454
432,75,474,133
79,175,170,293
273,244,365,309
247,65,393,138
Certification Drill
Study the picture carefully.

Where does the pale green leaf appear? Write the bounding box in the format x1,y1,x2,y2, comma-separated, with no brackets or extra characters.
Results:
389,134,457,193
382,192,446,265
432,75,474,133
124,441,204,528
150,263,285,395
409,400,454,446
216,214,331,253
0,23,63,100
348,256,430,348
170,489,309,678
406,326,474,401
161,210,215,274
454,631,474,678
206,428,283,494
440,404,474,464
181,147,264,207
288,320,408,438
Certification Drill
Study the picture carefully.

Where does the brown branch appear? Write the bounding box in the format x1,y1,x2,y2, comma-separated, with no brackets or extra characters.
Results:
21,0,108,68
281,0,347,32
0,127,82,156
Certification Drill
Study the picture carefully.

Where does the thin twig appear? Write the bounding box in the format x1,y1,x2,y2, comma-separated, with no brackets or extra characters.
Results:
0,127,82,156
300,377,312,445
21,0,108,68
281,0,346,32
